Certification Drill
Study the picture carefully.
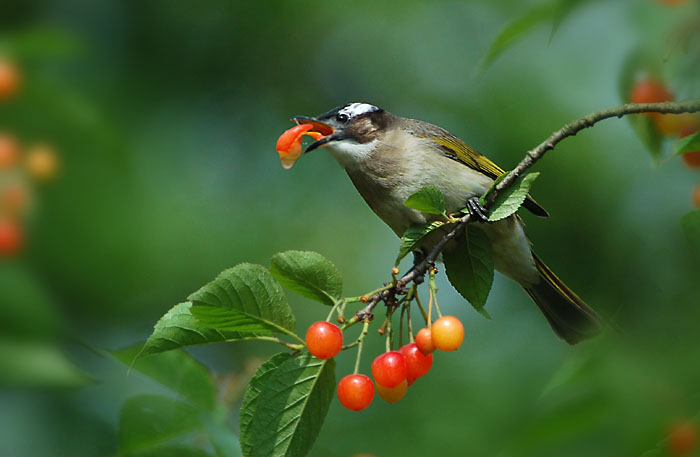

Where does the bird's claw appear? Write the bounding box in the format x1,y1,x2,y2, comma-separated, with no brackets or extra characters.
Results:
466,196,490,223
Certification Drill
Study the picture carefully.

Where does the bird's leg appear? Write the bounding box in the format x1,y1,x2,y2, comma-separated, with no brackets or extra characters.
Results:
466,196,490,223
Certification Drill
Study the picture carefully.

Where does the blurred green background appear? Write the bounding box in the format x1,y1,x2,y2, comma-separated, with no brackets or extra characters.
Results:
1,0,700,456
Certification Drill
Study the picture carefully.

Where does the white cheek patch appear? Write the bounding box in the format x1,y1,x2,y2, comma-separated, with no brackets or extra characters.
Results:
328,139,378,169
339,103,379,119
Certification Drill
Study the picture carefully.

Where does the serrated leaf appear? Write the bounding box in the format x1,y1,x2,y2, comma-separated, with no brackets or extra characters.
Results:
119,395,201,454
681,210,700,254
395,221,447,265
481,1,557,71
190,306,290,334
142,302,254,356
270,251,342,306
488,172,540,222
443,225,494,317
672,130,700,157
240,353,292,457
241,354,335,457
188,263,296,337
112,344,215,410
404,186,446,215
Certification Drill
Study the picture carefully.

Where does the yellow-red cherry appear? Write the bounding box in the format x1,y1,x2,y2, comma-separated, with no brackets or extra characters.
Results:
399,343,433,383
305,321,343,359
431,316,465,352
415,328,435,355
337,374,374,411
371,351,408,388
376,379,407,404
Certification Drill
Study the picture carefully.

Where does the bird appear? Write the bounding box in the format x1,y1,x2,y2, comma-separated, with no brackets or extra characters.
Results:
288,102,601,344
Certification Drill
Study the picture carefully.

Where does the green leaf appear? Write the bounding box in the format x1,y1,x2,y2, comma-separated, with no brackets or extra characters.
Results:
488,172,540,222
0,339,91,388
112,344,216,410
125,445,215,457
618,49,663,160
204,420,243,457
481,1,557,71
188,263,295,334
395,221,447,265
240,353,292,457
672,130,700,157
240,354,335,457
270,251,342,306
404,186,446,215
443,225,494,318
190,305,292,335
119,395,201,454
681,210,700,254
142,302,253,356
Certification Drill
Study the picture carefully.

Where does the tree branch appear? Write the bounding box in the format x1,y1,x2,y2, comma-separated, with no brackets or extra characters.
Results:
354,99,700,320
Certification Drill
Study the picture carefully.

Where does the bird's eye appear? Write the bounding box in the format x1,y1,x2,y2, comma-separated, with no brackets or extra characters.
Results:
336,113,349,123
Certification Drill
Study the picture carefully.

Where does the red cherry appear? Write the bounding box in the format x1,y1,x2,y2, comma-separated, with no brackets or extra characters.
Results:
0,133,19,169
0,59,20,100
371,351,408,388
305,321,343,359
375,379,408,404
431,316,465,352
0,218,22,256
630,78,673,104
668,420,698,457
693,184,700,209
337,374,374,411
415,328,435,355
399,343,433,383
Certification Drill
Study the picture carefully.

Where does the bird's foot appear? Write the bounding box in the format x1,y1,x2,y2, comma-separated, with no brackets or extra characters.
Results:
466,196,490,223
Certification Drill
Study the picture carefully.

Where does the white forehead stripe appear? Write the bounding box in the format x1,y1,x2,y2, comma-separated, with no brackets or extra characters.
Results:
339,103,379,118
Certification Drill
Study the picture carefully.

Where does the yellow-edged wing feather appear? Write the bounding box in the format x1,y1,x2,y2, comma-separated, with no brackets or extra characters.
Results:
409,120,548,217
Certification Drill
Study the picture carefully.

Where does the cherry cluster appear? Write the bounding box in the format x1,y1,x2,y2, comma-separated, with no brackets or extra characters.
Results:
0,57,59,257
629,77,700,207
305,315,465,411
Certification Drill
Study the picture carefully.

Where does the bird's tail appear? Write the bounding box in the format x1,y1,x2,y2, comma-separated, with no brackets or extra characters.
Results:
523,252,602,344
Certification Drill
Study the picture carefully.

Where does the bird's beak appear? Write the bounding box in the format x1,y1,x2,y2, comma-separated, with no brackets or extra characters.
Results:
290,116,339,153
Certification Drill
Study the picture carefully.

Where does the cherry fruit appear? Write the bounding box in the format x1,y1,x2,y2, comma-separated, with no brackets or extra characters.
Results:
371,351,408,388
305,321,343,359
337,374,374,411
431,316,465,352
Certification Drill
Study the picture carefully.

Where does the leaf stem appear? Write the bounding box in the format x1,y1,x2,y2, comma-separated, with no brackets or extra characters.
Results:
250,336,304,351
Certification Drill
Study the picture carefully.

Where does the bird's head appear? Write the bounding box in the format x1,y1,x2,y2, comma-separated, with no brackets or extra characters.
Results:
291,102,393,167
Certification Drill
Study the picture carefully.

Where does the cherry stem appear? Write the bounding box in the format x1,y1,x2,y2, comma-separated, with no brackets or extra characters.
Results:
326,299,342,322
412,285,428,325
399,303,406,348
385,305,395,352
429,268,443,318
353,319,371,375
346,283,395,304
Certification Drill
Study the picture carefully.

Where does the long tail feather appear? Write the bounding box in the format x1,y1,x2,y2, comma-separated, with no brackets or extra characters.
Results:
524,252,601,344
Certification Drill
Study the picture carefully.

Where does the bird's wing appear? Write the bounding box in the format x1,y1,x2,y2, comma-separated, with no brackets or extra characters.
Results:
414,125,549,218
